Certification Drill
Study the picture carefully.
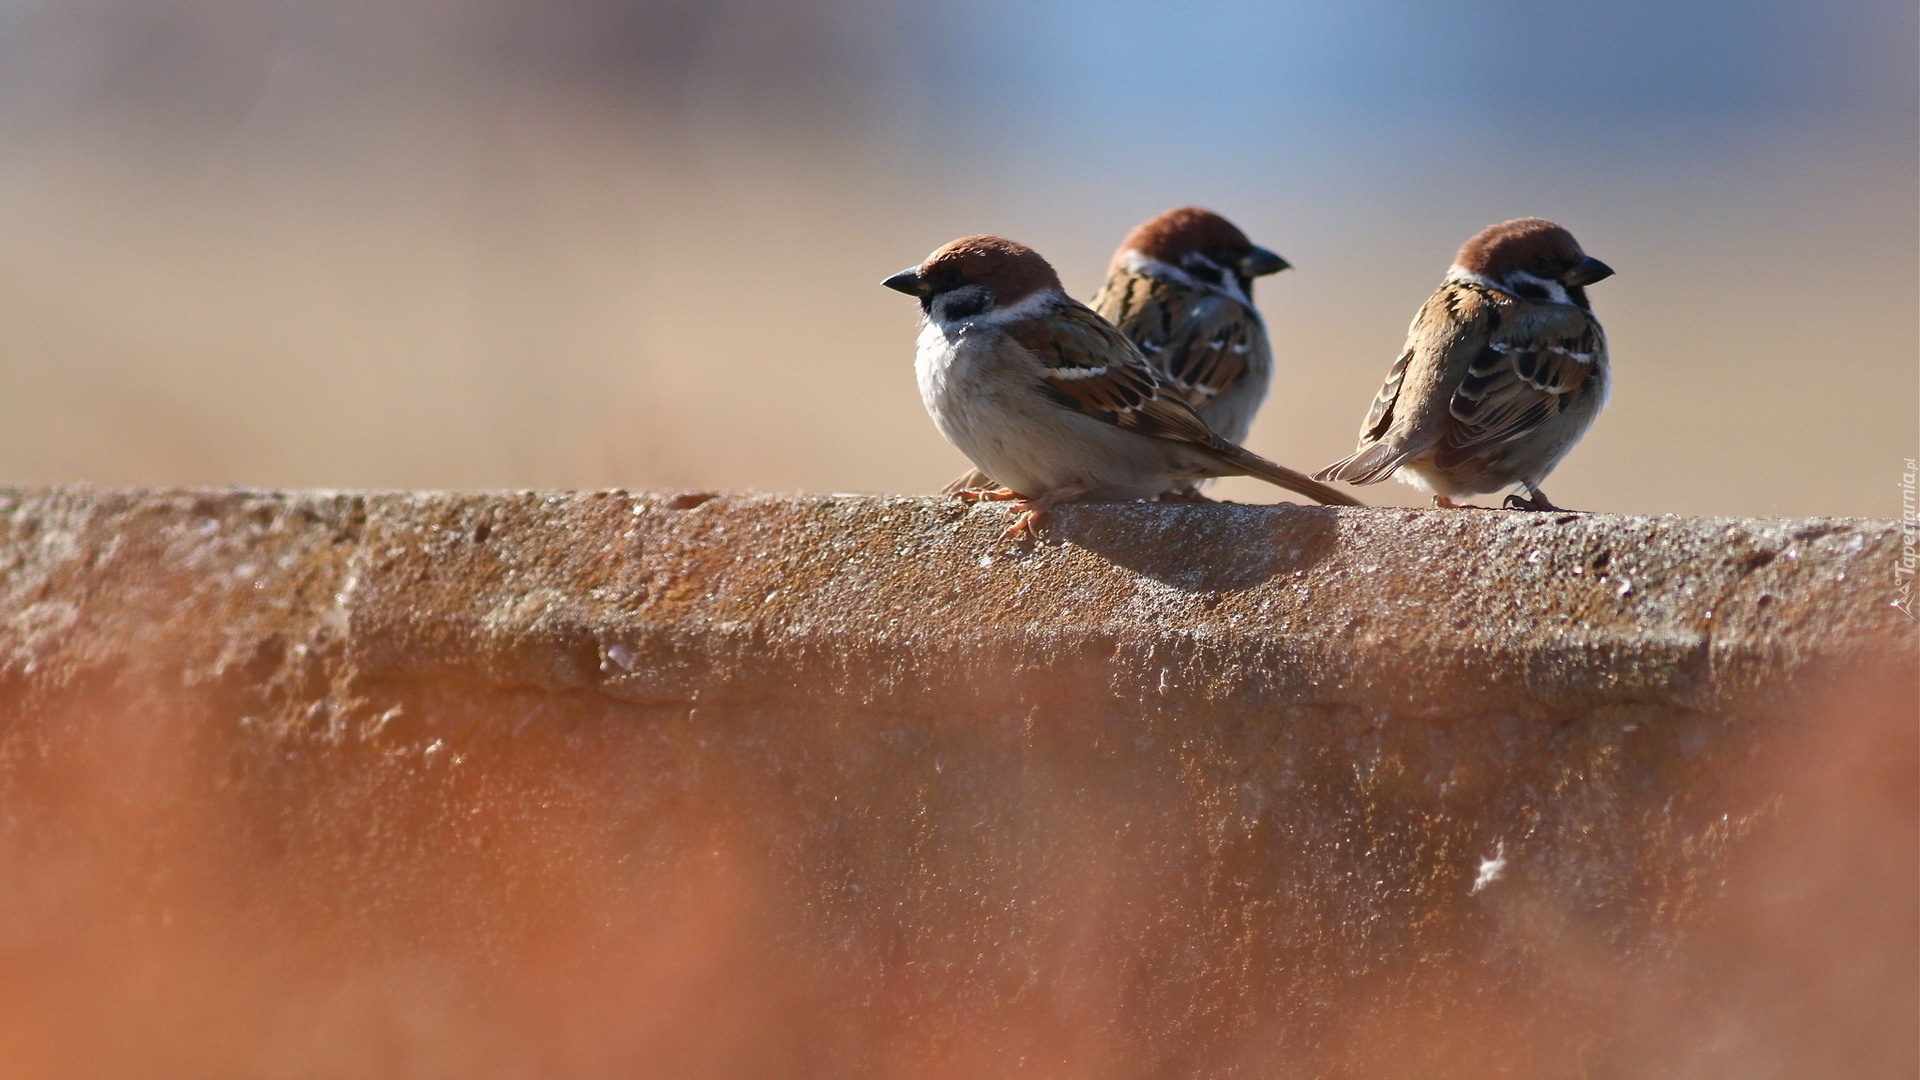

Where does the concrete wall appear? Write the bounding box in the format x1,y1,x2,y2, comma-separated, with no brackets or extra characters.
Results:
0,487,1912,1078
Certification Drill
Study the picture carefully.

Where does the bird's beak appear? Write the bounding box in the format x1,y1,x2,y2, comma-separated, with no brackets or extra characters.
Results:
1565,254,1614,286
882,266,929,296
1240,246,1291,277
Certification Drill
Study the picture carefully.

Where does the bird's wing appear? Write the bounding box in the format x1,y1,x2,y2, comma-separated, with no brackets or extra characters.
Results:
1314,284,1494,484
1096,273,1260,411
1011,300,1363,507
1005,301,1226,450
1434,301,1604,468
1359,347,1413,445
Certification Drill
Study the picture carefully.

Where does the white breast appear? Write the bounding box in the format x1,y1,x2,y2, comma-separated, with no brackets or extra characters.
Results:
915,319,1010,465
909,297,1185,500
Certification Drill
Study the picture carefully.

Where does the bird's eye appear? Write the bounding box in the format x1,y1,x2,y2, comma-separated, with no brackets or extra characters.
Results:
1527,256,1554,276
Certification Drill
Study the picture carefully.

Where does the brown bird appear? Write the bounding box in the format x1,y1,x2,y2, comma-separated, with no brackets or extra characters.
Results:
884,235,1361,537
1315,217,1613,510
946,206,1291,496
1093,206,1289,442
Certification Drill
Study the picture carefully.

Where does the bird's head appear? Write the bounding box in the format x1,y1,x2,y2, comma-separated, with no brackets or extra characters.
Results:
883,235,1064,325
1452,217,1613,309
1115,206,1288,303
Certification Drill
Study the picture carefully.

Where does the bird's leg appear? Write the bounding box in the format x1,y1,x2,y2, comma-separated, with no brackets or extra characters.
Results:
1502,486,1571,512
1000,483,1093,541
1433,494,1462,509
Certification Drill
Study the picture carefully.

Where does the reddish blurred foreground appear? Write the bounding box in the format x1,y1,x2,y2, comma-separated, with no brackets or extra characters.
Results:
0,668,1910,1079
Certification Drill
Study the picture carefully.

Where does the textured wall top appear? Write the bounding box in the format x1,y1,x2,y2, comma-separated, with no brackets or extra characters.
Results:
0,486,1907,720
0,487,1911,1079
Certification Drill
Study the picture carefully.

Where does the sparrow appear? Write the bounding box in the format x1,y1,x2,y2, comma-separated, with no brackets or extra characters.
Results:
943,207,1291,496
884,235,1361,537
1314,217,1614,511
1093,206,1289,444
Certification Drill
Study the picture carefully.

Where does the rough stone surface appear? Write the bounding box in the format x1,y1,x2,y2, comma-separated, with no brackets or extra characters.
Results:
0,487,1911,1078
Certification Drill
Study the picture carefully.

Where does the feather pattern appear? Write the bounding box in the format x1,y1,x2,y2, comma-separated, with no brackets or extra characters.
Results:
1092,263,1272,446
1095,273,1254,405
1005,301,1224,449
1001,300,1360,506
1361,348,1413,443
1435,297,1602,467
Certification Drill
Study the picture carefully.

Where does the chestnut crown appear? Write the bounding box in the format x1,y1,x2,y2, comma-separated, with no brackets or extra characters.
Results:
882,235,1063,309
1116,206,1289,294
1455,217,1613,290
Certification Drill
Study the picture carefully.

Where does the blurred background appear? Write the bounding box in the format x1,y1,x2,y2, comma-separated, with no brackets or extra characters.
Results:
0,0,1910,516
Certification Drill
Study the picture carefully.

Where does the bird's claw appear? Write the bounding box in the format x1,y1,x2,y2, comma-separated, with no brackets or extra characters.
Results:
999,505,1041,541
1502,492,1575,512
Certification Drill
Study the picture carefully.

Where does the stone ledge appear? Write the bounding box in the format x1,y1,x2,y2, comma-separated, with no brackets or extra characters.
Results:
0,487,1907,716
0,487,1911,1078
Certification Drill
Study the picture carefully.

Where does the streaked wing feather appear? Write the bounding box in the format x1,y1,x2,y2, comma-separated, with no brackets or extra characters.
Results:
1007,303,1226,450
1317,283,1496,484
1436,307,1601,466
1361,349,1413,441
1099,275,1255,410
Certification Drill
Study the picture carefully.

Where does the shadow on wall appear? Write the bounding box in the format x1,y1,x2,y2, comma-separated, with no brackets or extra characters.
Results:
1040,501,1344,593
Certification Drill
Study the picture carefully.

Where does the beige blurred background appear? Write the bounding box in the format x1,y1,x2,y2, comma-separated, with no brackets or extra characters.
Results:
0,0,1910,518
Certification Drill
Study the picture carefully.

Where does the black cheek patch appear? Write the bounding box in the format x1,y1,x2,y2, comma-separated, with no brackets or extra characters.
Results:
1510,281,1551,302
940,292,990,321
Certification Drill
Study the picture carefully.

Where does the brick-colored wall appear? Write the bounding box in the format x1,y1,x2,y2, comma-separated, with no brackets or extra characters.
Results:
0,488,1912,1078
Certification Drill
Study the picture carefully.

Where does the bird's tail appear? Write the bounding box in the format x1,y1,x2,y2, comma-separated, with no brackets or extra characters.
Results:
1211,443,1365,507
1313,443,1412,487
